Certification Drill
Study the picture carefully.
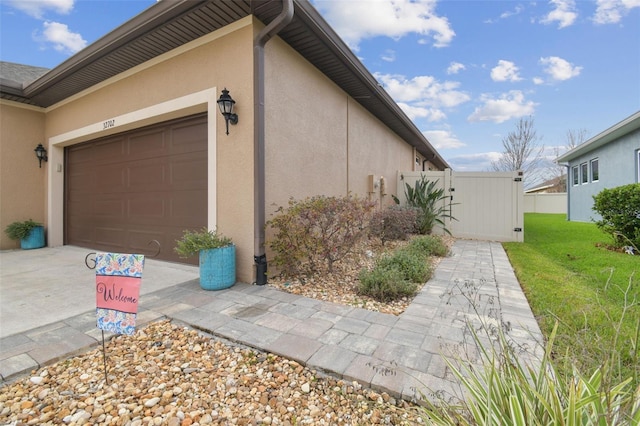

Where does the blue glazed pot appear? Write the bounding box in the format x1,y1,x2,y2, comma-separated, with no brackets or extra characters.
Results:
199,245,236,290
21,226,45,250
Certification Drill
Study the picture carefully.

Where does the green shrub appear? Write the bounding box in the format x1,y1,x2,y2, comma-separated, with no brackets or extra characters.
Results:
592,183,640,250
267,195,376,277
174,227,232,258
357,266,418,302
357,242,434,302
4,219,42,241
393,175,456,235
408,235,449,257
369,206,418,245
377,249,431,284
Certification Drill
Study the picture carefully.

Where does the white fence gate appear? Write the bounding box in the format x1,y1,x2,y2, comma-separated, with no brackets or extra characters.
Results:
396,169,524,242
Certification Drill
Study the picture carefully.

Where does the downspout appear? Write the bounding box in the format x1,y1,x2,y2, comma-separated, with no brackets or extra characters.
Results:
253,0,294,285
562,164,571,220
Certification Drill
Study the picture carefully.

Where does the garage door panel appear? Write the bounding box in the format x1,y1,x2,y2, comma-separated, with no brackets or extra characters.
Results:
128,160,167,190
67,224,94,245
128,130,167,159
170,191,207,223
94,165,127,193
94,198,125,220
94,226,126,247
66,114,207,264
170,157,207,188
128,196,166,222
170,123,208,155
93,138,127,164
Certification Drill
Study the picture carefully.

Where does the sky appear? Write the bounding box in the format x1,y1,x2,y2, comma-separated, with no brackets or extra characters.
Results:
1,0,639,184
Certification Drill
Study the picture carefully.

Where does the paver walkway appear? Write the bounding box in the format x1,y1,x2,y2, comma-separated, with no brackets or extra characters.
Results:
0,240,543,401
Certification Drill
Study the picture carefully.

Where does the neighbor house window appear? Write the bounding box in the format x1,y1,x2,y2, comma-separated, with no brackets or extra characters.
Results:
580,162,588,184
590,158,599,182
637,150,640,182
416,157,421,171
572,165,579,186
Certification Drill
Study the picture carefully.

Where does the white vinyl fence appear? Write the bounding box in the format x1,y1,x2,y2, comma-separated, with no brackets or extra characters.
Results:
396,169,524,242
523,193,567,214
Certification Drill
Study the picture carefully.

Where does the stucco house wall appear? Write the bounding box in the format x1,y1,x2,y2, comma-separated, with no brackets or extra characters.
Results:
558,111,640,222
42,19,257,282
264,37,413,214
1,1,449,284
0,103,46,249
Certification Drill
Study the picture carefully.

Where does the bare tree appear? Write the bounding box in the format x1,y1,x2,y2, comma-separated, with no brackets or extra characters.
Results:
564,128,588,151
549,128,589,192
491,116,545,185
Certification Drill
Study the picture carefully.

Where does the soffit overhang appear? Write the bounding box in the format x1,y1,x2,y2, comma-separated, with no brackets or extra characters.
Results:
1,0,448,169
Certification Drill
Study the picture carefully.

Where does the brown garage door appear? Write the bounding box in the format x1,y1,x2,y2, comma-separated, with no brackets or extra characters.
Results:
65,114,207,264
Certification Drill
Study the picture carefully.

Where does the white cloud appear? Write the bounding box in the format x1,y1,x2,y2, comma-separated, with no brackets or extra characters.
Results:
533,77,545,85
447,62,465,75
40,21,87,54
446,152,503,171
381,49,396,62
491,60,523,82
313,0,455,49
484,4,524,23
468,90,537,123
398,103,447,122
541,0,578,28
539,56,582,81
375,73,471,108
7,0,74,19
423,129,466,149
593,0,640,24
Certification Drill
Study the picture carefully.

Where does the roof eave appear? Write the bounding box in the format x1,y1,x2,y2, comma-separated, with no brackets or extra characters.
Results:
557,110,640,163
292,0,449,169
22,0,204,98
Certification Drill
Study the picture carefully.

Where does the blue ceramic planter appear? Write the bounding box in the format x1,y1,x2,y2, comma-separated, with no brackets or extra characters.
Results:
21,226,45,250
199,245,236,290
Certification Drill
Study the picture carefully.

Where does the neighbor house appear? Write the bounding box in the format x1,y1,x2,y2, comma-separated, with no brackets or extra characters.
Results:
556,110,640,222
0,0,448,284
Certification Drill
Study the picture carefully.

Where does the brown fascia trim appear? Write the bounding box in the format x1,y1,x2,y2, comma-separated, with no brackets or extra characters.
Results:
293,0,449,170
22,0,203,98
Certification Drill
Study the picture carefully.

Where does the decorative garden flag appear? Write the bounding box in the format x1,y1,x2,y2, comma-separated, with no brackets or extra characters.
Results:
95,252,144,335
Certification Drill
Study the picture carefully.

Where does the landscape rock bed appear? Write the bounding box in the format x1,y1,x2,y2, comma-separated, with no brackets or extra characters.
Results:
1,236,452,425
268,237,452,316
0,321,424,425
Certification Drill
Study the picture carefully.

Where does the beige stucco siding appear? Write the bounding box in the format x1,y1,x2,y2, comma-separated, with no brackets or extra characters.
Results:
346,98,414,206
42,19,256,282
264,38,348,209
0,102,46,250
263,37,413,215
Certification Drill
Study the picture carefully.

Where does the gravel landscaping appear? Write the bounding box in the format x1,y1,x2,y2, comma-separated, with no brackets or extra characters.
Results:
1,237,452,425
0,321,425,425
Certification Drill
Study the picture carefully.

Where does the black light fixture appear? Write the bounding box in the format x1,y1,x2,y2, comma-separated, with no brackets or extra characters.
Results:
34,144,48,168
217,88,238,135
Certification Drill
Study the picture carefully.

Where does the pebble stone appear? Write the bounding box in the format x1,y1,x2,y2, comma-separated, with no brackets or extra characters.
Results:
0,320,424,425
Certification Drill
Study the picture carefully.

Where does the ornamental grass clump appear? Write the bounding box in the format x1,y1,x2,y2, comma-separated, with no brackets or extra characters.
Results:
419,276,640,425
358,235,447,301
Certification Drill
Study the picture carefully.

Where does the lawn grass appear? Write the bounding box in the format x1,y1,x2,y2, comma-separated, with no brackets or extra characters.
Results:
502,213,639,387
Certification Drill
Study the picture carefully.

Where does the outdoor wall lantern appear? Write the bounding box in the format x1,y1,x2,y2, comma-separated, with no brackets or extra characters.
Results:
217,88,238,135
34,144,48,168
